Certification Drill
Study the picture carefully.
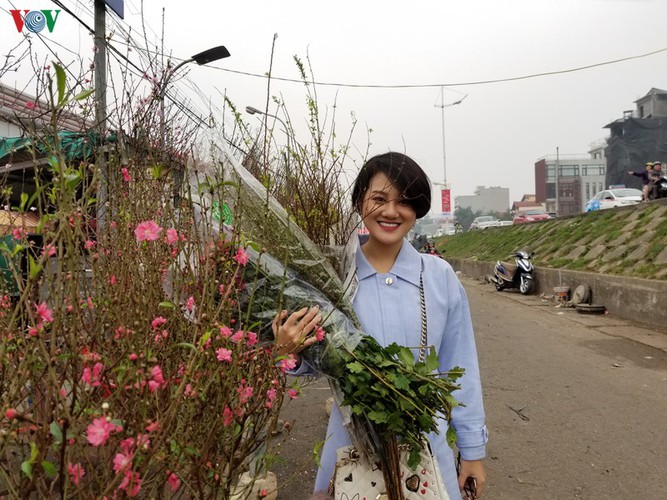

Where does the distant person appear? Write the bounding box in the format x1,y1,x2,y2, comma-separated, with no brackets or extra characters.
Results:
628,161,653,201
649,161,663,199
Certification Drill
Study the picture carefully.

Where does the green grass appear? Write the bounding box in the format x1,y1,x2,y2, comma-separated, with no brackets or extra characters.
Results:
440,200,667,280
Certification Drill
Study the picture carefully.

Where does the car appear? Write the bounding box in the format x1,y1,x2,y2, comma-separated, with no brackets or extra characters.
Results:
469,216,501,230
499,220,514,226
585,188,643,212
513,208,551,224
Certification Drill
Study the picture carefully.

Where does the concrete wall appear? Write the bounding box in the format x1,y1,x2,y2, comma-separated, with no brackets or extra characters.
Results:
447,257,667,330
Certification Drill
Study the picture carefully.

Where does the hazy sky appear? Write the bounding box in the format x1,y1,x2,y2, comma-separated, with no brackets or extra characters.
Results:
4,0,667,213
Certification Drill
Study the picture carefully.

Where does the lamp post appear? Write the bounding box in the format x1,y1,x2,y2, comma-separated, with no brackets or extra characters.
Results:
160,45,231,147
434,88,467,218
245,105,294,182
159,46,230,205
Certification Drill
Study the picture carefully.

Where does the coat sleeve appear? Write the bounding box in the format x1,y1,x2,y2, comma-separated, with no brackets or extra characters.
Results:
438,267,488,461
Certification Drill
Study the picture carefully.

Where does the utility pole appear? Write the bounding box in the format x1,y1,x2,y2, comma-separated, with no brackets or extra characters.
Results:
94,0,107,231
555,146,560,216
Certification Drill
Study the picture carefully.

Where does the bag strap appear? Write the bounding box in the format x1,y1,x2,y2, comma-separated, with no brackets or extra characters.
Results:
418,270,427,363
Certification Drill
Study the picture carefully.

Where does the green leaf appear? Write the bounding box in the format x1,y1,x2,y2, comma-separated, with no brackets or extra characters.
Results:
20,192,29,212
54,62,66,105
346,361,364,373
312,441,325,467
392,374,411,391
446,426,458,448
367,410,389,424
396,346,415,368
41,461,57,478
173,342,197,351
49,422,63,445
158,301,176,308
28,255,42,279
73,88,94,101
21,461,33,479
30,442,38,463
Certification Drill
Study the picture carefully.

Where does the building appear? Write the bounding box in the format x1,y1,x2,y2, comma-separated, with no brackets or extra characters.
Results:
604,88,667,188
511,194,543,212
534,143,606,216
455,186,510,214
1,82,88,136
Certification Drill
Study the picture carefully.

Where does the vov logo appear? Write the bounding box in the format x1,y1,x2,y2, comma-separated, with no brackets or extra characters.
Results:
10,10,61,33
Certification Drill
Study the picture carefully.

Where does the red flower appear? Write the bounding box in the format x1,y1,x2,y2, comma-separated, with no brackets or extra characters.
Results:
134,220,162,242
34,302,54,324
167,472,181,492
233,246,249,266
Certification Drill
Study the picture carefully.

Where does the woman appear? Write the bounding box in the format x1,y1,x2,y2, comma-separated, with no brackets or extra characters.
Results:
628,161,653,201
274,152,488,499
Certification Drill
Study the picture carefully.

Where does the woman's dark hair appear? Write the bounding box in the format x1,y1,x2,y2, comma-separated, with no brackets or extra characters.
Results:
351,152,431,219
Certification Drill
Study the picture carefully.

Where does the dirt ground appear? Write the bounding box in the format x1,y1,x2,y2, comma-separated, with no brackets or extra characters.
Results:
270,376,331,499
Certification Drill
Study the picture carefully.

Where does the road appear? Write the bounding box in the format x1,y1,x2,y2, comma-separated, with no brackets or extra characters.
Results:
271,277,667,499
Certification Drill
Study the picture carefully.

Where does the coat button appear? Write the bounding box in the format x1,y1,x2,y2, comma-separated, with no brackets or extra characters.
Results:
385,277,394,285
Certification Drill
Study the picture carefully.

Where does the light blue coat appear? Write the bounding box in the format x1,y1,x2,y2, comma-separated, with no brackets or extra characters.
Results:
294,239,488,499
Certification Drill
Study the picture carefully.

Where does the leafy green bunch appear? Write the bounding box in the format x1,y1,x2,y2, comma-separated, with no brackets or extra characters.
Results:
335,336,465,468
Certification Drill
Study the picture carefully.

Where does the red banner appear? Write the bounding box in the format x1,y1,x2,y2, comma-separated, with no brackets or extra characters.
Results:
441,188,451,213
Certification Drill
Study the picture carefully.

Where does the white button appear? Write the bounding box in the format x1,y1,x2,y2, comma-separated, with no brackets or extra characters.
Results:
385,277,394,285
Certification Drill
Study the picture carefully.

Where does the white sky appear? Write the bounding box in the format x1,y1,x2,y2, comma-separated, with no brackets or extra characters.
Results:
3,0,667,213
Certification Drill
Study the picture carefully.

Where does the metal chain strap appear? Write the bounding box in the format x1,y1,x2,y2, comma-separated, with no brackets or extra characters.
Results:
418,270,428,362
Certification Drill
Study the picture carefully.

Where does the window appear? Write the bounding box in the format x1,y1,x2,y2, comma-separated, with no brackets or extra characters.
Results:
546,183,556,198
585,183,590,200
582,165,605,176
558,165,579,177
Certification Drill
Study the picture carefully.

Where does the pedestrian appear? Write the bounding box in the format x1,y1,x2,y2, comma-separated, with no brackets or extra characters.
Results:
628,161,653,201
649,161,663,199
274,152,488,500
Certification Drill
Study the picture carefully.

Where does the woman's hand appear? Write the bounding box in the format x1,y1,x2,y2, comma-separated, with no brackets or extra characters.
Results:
272,306,322,357
458,459,486,499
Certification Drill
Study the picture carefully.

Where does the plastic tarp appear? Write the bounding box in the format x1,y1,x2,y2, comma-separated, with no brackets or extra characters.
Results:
0,130,111,165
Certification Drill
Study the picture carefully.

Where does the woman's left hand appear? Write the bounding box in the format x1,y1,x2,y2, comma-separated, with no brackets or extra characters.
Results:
458,459,486,499
272,306,322,357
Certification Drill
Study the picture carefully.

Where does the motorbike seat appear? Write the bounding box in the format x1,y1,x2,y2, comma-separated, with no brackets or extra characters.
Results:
499,261,517,276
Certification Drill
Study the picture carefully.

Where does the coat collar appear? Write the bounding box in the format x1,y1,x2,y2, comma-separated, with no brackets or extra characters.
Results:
355,237,422,287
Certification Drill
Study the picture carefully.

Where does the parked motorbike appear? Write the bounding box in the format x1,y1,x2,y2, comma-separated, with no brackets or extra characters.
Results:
491,250,534,295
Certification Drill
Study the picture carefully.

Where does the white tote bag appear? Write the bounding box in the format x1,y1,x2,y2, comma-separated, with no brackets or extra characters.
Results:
331,442,450,500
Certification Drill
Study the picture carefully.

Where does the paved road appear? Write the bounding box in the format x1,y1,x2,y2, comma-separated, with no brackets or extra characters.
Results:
272,277,667,499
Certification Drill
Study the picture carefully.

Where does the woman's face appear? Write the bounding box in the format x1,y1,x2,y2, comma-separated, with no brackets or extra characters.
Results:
361,172,416,248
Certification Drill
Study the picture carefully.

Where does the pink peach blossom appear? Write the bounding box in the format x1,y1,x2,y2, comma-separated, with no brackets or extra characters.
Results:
222,406,234,427
151,316,167,330
246,332,258,346
86,417,122,446
280,355,297,372
147,365,164,393
119,470,142,497
121,167,131,182
67,462,85,486
315,326,326,342
219,326,233,338
216,347,233,363
231,330,244,343
34,302,54,324
134,220,162,242
5,408,17,419
288,389,300,399
113,450,133,473
165,228,179,245
167,472,181,492
233,246,249,266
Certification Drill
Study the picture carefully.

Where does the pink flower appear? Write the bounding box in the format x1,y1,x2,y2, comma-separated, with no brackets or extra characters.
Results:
12,227,27,240
186,296,195,312
145,420,161,433
219,326,233,338
280,355,297,372
113,450,133,473
216,347,232,363
237,384,253,404
265,388,277,408
86,417,122,446
147,365,164,393
246,332,258,346
84,240,95,250
222,406,234,427
67,463,85,486
260,489,268,498
315,326,326,342
151,316,167,330
129,353,138,361
43,244,56,257
288,389,300,399
121,167,131,182
34,302,54,324
5,408,17,419
109,275,116,285
167,472,181,492
25,101,36,110
165,228,179,245
81,362,104,387
119,470,142,497
233,247,249,266
134,220,162,242
231,330,244,343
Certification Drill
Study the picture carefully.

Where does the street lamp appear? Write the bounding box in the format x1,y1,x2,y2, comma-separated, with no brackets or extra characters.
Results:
160,45,231,146
159,46,230,205
434,88,466,219
245,105,295,181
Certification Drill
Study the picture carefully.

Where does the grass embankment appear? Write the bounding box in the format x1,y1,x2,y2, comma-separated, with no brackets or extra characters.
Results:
437,201,667,280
